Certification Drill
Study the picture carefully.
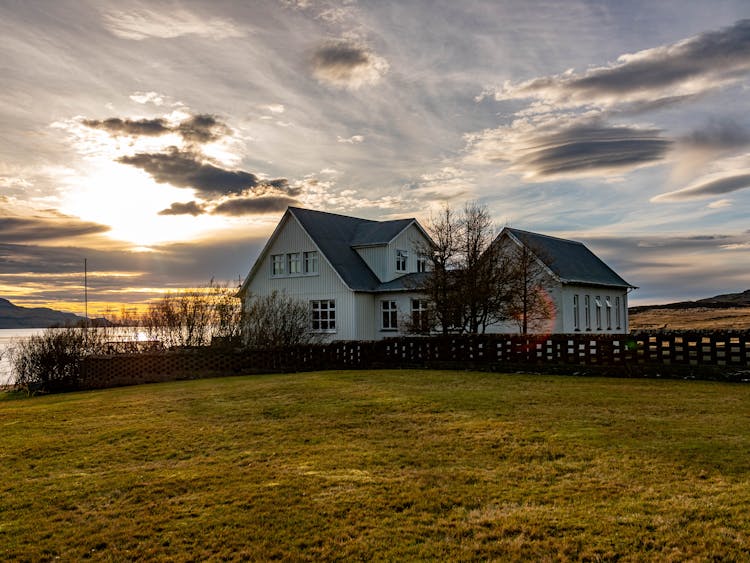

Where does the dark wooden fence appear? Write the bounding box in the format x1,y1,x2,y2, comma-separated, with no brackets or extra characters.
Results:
78,331,750,390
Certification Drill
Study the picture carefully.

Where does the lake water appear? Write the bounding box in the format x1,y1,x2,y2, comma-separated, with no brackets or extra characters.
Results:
0,327,150,387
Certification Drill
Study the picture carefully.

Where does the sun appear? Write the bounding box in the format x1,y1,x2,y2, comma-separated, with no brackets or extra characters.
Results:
58,159,227,247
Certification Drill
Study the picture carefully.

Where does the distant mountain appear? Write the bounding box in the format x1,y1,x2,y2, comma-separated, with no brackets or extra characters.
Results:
630,289,750,313
0,297,87,329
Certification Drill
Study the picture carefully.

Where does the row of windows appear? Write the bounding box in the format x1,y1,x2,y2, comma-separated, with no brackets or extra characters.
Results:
382,299,428,331
271,251,318,277
572,294,622,331
308,299,429,333
396,250,427,273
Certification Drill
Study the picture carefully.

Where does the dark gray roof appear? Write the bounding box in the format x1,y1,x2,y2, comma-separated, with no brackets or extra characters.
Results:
290,207,418,292
503,227,635,288
375,272,430,291
351,219,412,246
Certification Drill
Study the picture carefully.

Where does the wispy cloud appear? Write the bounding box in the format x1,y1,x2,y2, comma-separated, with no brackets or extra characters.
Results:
311,39,389,89
0,214,110,243
82,113,231,144
158,201,206,216
212,196,298,216
483,19,750,111
337,134,364,144
652,171,750,201
466,116,671,180
102,7,245,41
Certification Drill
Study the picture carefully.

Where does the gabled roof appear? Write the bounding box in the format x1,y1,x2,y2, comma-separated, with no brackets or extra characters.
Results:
501,227,635,288
241,207,429,294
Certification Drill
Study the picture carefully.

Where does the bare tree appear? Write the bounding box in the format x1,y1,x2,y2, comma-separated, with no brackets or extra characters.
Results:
416,202,517,334
141,279,242,347
502,240,556,335
242,290,319,348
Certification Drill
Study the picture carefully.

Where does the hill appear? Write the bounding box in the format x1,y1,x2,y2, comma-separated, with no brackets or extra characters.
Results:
629,289,750,330
0,297,86,328
630,289,750,313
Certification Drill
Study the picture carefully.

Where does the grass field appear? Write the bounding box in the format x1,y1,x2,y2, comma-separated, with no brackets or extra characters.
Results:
2,370,749,561
629,306,750,330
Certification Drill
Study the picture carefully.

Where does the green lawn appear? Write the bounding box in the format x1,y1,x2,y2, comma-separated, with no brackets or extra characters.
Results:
1,370,749,561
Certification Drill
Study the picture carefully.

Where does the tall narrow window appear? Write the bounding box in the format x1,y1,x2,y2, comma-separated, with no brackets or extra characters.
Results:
411,299,429,332
615,296,621,329
573,294,580,331
310,300,336,332
584,295,591,331
595,296,602,330
605,296,612,330
271,254,285,276
287,252,301,274
396,250,407,272
382,300,398,330
416,255,427,273
304,251,318,274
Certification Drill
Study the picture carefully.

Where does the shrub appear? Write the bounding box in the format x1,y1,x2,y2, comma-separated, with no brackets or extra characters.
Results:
11,328,108,394
243,291,320,349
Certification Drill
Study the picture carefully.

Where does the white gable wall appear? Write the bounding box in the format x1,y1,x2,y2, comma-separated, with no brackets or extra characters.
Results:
244,214,360,340
385,224,428,282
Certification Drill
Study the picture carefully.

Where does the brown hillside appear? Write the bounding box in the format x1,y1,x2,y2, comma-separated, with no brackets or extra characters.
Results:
629,307,750,330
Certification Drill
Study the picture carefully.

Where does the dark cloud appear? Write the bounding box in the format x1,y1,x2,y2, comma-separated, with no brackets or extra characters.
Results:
0,216,110,243
118,147,260,197
682,119,750,150
520,124,671,177
496,19,750,109
176,114,231,143
212,196,297,216
311,40,388,88
653,173,750,201
82,117,170,136
158,201,206,216
82,113,231,143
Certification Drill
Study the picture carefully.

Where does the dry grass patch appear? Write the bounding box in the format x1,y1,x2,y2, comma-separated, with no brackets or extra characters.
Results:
630,306,750,330
1,370,749,561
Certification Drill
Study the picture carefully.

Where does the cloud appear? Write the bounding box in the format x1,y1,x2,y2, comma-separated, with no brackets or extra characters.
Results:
337,134,364,143
707,198,733,209
466,117,671,180
81,117,170,137
652,172,750,202
487,19,750,111
118,147,266,197
263,104,285,114
129,91,166,106
0,215,110,243
102,7,245,41
176,114,232,143
82,113,230,143
158,201,206,216
681,119,750,150
311,40,389,89
212,196,298,216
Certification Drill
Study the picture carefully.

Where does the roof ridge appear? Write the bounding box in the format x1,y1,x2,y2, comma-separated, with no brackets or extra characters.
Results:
289,206,377,224
505,227,585,246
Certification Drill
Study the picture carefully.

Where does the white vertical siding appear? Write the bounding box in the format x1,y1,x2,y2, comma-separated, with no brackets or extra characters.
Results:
559,285,629,334
244,215,359,340
355,246,387,281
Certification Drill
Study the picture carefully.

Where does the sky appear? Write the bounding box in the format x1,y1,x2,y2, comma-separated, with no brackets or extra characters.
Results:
2,0,750,315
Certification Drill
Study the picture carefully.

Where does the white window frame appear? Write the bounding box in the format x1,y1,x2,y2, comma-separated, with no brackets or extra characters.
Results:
615,296,621,329
416,256,427,273
573,294,580,331
303,251,318,274
584,295,591,331
271,254,285,276
595,296,602,330
396,250,408,272
605,296,612,330
411,299,429,332
287,252,301,275
310,300,336,332
381,300,398,330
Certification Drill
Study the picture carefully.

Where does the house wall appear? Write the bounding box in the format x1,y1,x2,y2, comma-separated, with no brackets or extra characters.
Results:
354,224,430,284
372,291,425,339
559,285,629,334
244,214,359,340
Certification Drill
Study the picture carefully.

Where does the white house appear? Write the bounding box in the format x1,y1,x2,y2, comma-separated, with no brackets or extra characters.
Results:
487,227,636,334
239,207,636,339
238,207,432,340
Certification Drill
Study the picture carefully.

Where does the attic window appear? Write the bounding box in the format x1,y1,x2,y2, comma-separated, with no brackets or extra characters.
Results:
304,251,318,274
396,250,407,272
417,255,427,273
